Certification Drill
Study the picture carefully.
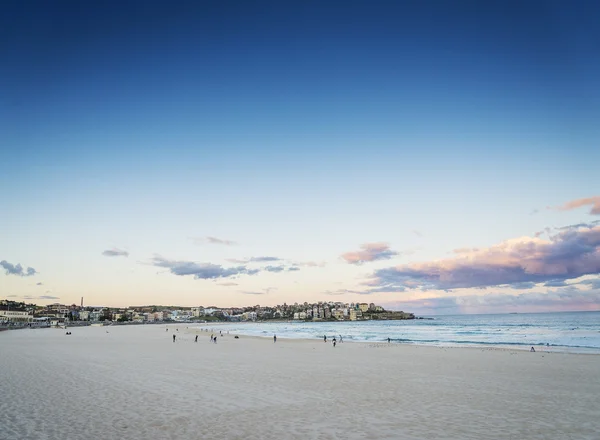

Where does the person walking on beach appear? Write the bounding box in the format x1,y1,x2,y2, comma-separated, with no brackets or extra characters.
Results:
332,337,336,348
339,335,343,343
210,334,214,342
274,334,277,343
214,335,217,344
173,334,176,342
324,335,327,343
195,335,198,343
388,337,391,343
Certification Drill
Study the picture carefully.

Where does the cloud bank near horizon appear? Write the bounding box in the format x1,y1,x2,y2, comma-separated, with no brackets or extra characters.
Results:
367,225,600,292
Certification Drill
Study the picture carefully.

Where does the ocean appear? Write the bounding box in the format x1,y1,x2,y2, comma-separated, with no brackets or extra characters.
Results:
212,311,600,353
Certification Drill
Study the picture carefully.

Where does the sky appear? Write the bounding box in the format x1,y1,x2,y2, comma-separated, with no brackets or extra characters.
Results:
1,0,599,314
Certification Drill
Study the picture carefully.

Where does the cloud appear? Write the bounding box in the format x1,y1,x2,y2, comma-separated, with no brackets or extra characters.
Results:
19,295,60,300
217,282,239,286
543,280,567,287
288,266,300,271
293,261,326,267
193,236,237,246
36,282,43,286
367,224,600,291
384,287,600,313
1,260,37,277
263,265,285,273
102,248,129,257
7,294,18,297
240,287,276,295
530,209,539,215
509,282,536,290
413,230,423,237
149,255,259,280
341,242,399,265
579,278,600,289
554,196,600,215
324,289,364,296
226,256,282,264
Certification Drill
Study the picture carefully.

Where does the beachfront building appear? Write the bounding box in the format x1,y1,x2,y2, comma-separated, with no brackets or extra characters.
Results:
242,311,257,321
191,307,204,317
358,303,370,313
79,310,90,321
0,308,33,323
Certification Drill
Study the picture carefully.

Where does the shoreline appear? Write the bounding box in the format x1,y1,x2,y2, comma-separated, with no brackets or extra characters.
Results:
186,325,600,355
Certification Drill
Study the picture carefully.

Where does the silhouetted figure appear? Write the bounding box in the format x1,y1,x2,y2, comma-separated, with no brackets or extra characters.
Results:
195,335,198,343
324,335,327,342
166,328,168,332
339,335,343,343
530,346,535,352
388,337,391,343
274,334,277,343
333,340,336,348
173,334,176,342
214,336,217,344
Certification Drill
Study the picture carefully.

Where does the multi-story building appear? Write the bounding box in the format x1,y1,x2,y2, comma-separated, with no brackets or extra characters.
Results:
0,308,33,323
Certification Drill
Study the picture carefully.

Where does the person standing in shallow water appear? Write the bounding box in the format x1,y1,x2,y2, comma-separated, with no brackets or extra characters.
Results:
324,335,327,342
273,334,277,343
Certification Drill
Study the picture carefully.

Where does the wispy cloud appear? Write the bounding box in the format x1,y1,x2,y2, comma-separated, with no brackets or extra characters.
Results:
293,261,326,268
217,282,239,286
226,256,282,264
288,266,300,271
412,230,423,237
1,260,37,277
324,289,364,296
36,282,43,286
341,242,398,265
553,196,600,215
149,255,259,280
263,265,285,273
102,248,129,257
21,295,60,300
192,236,237,246
240,287,276,295
367,224,600,291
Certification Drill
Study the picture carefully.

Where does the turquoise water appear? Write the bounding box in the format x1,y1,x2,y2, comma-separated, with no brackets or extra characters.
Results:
212,311,600,353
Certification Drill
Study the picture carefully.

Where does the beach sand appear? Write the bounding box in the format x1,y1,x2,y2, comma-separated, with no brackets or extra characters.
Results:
1,324,599,440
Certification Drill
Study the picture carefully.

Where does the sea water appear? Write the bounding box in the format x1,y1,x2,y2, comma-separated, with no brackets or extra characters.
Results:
211,311,600,353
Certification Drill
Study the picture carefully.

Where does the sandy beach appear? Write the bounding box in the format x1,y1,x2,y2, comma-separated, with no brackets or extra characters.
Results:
1,324,599,440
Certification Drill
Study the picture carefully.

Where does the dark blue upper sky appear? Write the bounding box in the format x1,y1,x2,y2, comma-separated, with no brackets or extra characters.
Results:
3,1,599,164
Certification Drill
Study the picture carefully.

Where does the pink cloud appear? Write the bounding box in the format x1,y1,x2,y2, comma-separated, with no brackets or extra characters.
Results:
341,242,398,264
369,225,600,291
555,196,600,215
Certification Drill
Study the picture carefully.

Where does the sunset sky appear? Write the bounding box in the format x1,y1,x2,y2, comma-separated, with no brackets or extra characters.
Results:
2,1,599,314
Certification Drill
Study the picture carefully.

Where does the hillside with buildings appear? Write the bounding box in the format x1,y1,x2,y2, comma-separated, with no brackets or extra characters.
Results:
1,299,414,326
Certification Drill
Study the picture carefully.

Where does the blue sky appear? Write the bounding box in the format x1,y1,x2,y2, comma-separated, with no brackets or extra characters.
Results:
1,1,599,313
